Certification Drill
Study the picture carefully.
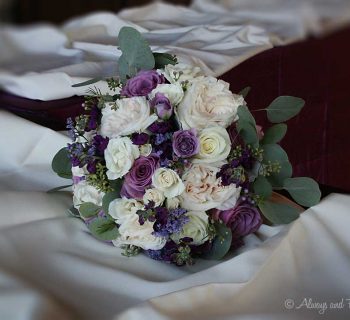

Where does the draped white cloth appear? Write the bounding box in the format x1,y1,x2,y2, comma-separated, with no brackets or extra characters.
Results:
0,112,350,320
1,0,350,100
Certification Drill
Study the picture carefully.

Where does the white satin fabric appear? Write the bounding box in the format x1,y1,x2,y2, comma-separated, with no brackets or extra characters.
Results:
1,0,350,100
0,111,350,320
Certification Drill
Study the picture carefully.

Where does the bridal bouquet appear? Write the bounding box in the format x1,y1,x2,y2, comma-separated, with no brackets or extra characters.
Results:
52,27,320,265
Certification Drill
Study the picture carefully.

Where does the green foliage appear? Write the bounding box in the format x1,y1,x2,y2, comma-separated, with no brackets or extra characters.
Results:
253,176,272,199
202,221,232,260
79,202,101,218
259,201,301,224
52,147,72,179
153,52,177,69
86,163,113,193
236,105,258,147
72,78,102,88
47,184,72,193
102,190,120,215
88,217,119,241
261,124,287,144
67,206,80,218
117,27,155,83
267,96,305,123
239,87,251,99
283,177,321,207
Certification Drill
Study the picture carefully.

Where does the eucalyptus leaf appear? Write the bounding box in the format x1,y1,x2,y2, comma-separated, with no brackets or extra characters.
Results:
261,124,287,144
67,206,80,218
267,96,305,123
102,191,120,214
72,78,103,88
47,184,72,193
253,176,272,199
259,200,301,224
88,217,119,241
117,27,155,82
237,105,256,126
153,52,177,69
283,177,321,207
52,147,72,179
237,121,259,147
202,221,232,260
109,179,123,194
79,202,101,218
239,87,251,99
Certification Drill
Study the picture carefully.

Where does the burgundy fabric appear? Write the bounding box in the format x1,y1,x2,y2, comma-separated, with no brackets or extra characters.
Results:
0,27,349,191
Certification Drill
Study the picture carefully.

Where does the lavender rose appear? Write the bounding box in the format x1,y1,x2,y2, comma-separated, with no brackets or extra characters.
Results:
121,70,165,97
212,199,262,240
121,155,159,200
172,129,199,158
151,93,173,120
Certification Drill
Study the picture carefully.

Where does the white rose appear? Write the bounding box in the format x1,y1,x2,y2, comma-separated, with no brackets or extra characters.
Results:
166,197,180,210
73,180,104,209
193,126,231,165
180,164,241,211
100,97,158,138
163,63,202,84
177,76,245,130
171,211,209,246
143,189,165,207
139,144,152,157
152,168,185,198
149,83,184,106
109,197,143,224
104,137,140,180
112,217,166,250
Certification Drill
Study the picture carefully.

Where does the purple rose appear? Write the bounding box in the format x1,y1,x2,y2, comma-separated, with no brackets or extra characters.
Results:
212,199,262,240
151,93,173,120
121,70,165,97
131,132,149,145
172,129,199,158
120,155,159,199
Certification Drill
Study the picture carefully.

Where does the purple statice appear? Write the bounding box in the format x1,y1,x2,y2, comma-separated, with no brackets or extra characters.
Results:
154,133,172,145
131,132,149,145
86,106,99,131
66,118,76,141
153,207,189,238
67,142,84,167
148,120,174,134
93,135,109,156
217,159,242,186
145,241,179,263
240,148,254,170
87,161,97,174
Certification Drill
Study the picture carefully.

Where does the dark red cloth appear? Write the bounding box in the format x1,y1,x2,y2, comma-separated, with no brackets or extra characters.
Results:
1,27,349,191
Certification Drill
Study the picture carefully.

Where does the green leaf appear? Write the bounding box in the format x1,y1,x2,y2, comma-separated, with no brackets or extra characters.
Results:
67,206,80,218
239,87,251,99
153,52,177,69
88,217,119,241
117,27,155,82
79,202,101,218
237,105,256,126
202,221,232,260
253,176,272,199
261,124,287,144
259,200,301,224
236,105,258,147
52,147,72,179
47,184,72,193
72,78,102,88
102,191,120,215
267,96,305,123
283,177,321,207
109,179,123,194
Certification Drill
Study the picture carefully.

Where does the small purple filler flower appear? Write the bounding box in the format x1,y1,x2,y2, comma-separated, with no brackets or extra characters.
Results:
121,155,159,199
151,93,173,120
121,70,165,97
172,129,200,158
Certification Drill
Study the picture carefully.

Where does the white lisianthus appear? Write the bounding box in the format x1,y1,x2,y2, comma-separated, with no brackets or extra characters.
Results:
104,137,140,180
72,165,87,177
166,197,181,210
193,126,231,165
109,197,144,224
73,181,104,209
149,83,184,106
180,164,241,211
100,97,158,138
152,168,185,198
143,188,165,207
163,63,202,84
171,211,209,246
75,130,95,143
139,144,152,157
177,76,245,130
112,217,166,250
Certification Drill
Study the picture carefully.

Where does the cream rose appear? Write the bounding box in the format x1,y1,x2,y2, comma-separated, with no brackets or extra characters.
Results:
152,168,185,198
112,217,166,250
149,83,184,106
177,76,245,130
163,63,202,84
180,164,241,211
104,137,140,180
100,97,158,138
166,197,180,210
139,144,152,157
193,126,231,165
171,211,209,245
109,197,144,224
73,181,104,209
143,188,165,207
